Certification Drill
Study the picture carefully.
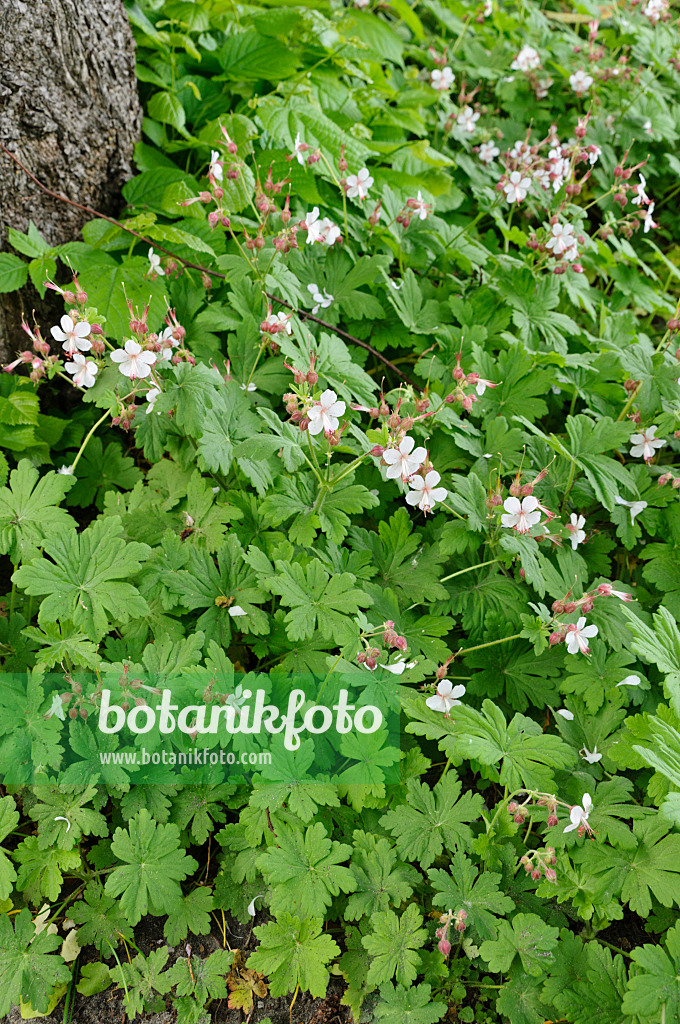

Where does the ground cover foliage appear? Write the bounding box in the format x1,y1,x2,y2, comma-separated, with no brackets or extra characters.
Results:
1,0,680,1020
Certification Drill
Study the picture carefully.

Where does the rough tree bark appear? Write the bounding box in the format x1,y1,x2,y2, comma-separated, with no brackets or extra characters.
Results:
0,0,142,361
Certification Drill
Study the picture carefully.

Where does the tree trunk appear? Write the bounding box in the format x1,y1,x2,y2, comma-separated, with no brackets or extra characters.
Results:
0,0,142,361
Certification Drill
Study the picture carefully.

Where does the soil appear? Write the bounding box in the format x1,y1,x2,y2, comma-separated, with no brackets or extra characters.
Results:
0,911,355,1024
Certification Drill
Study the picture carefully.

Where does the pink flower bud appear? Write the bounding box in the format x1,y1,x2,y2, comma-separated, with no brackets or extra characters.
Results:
438,937,451,956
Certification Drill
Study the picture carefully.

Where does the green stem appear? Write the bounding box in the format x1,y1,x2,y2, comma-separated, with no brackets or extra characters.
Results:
596,938,633,959
455,633,523,658
440,558,500,583
330,451,370,487
71,410,111,472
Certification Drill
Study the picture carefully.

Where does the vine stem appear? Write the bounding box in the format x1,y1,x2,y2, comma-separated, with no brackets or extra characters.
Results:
0,144,419,390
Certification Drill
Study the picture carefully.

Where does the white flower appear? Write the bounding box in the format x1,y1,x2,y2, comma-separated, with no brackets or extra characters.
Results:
630,425,666,462
643,118,653,135
563,793,593,833
228,605,246,617
46,694,66,721
430,66,454,91
148,248,165,276
510,140,532,164
408,191,431,221
457,106,480,133
145,387,161,415
511,46,541,72
631,174,649,206
614,495,648,523
580,746,603,764
224,684,248,713
642,201,657,233
426,679,465,714
565,617,598,656
644,0,668,21
588,145,602,165
64,352,98,389
57,465,74,475
535,76,553,98
546,222,577,256
346,167,373,200
501,495,541,533
307,283,334,314
382,658,417,675
567,513,586,550
110,340,157,380
383,436,428,480
617,674,641,687
406,470,447,512
50,315,91,355
305,208,341,245
240,382,257,392
570,70,594,95
308,389,346,435
264,311,293,335
209,149,223,181
503,171,531,204
556,708,574,720
479,142,500,164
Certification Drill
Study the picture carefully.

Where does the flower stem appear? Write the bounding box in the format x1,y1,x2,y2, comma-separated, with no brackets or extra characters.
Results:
71,410,111,472
440,558,501,583
455,633,523,658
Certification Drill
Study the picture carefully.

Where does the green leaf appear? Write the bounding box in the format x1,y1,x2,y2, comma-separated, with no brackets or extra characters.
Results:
585,818,680,917
0,460,75,564
345,832,419,921
430,853,514,940
71,882,134,953
257,822,355,918
110,947,172,1020
248,914,340,997
266,558,371,642
105,809,198,926
362,903,427,987
0,909,70,1015
0,796,19,900
374,983,446,1024
380,774,485,869
167,949,233,1002
147,90,186,131
0,252,28,292
12,516,150,641
28,784,108,851
623,919,680,1020
479,913,559,977
164,887,215,945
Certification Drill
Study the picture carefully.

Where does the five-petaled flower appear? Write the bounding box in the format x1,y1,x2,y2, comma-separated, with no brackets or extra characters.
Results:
51,315,91,355
479,141,500,164
426,679,466,716
567,513,586,550
305,208,342,245
406,470,447,512
430,66,454,91
614,495,647,523
511,45,541,72
307,283,333,314
501,495,541,533
630,425,666,462
569,69,594,95
346,167,374,200
503,171,531,203
64,353,98,389
563,793,593,835
111,340,157,380
383,436,427,480
565,617,598,655
308,389,346,435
